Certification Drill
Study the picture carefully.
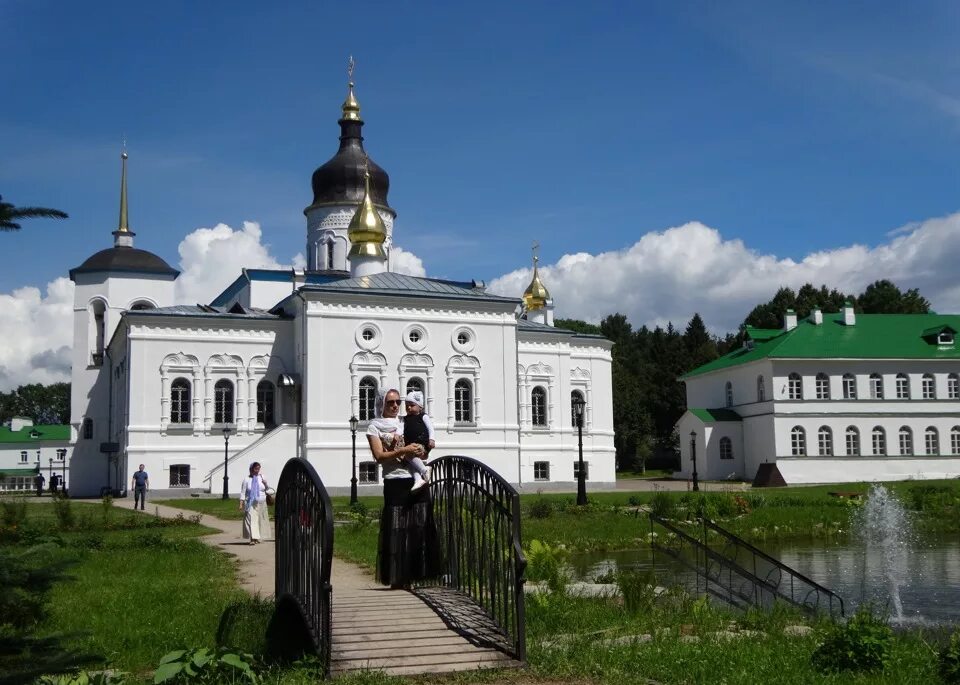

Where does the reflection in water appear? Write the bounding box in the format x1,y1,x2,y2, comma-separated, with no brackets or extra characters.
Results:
568,538,960,624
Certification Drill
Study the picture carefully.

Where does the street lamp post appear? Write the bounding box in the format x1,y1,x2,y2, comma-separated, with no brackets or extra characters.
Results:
48,455,52,493
221,425,232,500
572,395,587,505
690,430,700,492
349,415,359,505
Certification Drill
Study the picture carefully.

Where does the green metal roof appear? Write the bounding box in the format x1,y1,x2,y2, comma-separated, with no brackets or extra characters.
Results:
689,408,742,422
0,424,70,444
0,468,39,477
685,314,960,379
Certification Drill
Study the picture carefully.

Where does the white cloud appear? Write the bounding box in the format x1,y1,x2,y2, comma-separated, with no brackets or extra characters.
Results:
390,246,427,277
488,211,960,333
0,278,75,390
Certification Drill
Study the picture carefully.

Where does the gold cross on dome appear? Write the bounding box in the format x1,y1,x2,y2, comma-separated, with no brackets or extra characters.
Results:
348,55,355,80
531,240,540,265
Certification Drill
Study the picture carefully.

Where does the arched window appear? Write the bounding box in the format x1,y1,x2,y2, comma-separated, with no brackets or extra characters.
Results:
872,426,886,456
951,426,960,455
327,241,335,270
531,386,547,427
214,379,234,424
948,374,960,400
896,373,910,400
815,373,830,400
358,376,378,421
129,301,154,311
756,375,765,402
922,374,936,400
842,373,857,400
405,377,424,398
870,373,884,400
571,389,585,428
818,426,833,456
170,378,191,424
790,426,806,456
899,426,913,456
845,426,860,456
454,379,473,424
257,380,276,427
91,299,106,366
82,418,93,440
925,427,939,455
724,381,734,407
719,436,733,460
787,373,802,400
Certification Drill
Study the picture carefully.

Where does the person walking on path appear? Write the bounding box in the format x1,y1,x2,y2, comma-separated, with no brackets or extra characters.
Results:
131,465,149,510
366,388,440,588
35,472,45,497
239,462,271,545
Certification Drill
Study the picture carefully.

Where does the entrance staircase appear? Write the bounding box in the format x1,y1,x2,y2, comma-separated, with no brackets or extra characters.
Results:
203,424,298,493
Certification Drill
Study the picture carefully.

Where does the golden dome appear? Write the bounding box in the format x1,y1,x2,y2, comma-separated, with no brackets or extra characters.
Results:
347,170,386,259
341,81,361,121
523,256,550,311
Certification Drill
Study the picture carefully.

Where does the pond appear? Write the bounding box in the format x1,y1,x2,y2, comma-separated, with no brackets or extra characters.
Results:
568,536,960,625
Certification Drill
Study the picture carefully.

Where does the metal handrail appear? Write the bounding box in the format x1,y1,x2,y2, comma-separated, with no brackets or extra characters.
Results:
275,458,334,675
425,455,527,662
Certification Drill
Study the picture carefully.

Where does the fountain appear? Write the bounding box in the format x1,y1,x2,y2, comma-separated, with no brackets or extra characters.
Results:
854,485,913,622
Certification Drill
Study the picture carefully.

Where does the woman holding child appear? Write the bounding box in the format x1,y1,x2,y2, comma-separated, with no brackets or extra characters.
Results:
366,388,439,588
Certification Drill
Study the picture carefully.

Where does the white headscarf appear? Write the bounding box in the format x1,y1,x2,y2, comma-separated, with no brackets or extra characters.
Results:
374,388,401,418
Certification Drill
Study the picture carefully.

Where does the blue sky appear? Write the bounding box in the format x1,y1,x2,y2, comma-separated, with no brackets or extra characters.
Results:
2,0,957,294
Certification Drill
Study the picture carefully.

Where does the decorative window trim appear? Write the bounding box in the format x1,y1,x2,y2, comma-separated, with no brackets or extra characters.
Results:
446,355,481,431
247,355,286,434
845,426,860,456
522,362,555,430
818,426,833,457
204,354,243,433
351,352,388,421
355,322,383,351
570,367,593,429
924,427,939,456
872,427,887,456
402,324,429,352
398,353,435,417
531,385,549,428
451,326,476,354
161,353,202,433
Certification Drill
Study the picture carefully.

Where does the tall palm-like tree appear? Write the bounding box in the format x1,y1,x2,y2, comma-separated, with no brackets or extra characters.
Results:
0,195,68,231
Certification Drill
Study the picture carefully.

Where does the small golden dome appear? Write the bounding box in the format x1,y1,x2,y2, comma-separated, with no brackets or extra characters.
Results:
347,170,386,259
523,256,550,311
341,81,361,121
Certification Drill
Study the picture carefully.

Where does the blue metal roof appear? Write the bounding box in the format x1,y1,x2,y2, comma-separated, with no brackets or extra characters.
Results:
300,272,520,303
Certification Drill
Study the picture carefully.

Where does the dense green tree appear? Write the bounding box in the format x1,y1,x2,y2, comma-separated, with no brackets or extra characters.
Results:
554,318,602,335
0,195,68,231
0,383,70,425
857,279,931,314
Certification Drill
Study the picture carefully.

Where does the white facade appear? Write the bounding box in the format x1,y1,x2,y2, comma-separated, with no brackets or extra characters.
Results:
676,314,960,485
0,418,72,492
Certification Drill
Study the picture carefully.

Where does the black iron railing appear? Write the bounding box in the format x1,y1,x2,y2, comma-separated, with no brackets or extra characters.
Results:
650,513,844,618
423,455,527,662
275,458,334,674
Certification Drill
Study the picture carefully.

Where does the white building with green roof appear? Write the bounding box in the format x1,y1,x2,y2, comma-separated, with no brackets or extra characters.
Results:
0,417,71,492
676,305,960,485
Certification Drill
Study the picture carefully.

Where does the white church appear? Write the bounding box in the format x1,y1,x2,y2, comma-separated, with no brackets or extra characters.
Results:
67,77,615,498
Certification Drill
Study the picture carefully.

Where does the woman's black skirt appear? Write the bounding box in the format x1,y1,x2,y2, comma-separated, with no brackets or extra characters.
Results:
376,478,440,586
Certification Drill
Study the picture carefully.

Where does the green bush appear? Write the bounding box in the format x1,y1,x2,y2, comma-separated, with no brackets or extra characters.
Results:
811,607,893,673
52,494,75,530
714,494,738,518
906,484,954,512
154,647,261,684
627,495,642,507
525,539,568,594
648,492,675,519
528,499,553,519
940,630,960,683
616,569,657,613
1,496,28,528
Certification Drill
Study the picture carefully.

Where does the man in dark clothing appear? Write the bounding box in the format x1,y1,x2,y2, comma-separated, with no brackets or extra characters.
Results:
131,465,149,510
35,472,45,497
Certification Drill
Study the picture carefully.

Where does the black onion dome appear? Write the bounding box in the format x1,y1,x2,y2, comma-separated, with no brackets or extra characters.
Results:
310,118,391,208
69,246,179,280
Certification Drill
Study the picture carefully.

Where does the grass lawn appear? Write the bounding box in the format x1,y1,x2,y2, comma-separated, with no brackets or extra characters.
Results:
616,468,674,480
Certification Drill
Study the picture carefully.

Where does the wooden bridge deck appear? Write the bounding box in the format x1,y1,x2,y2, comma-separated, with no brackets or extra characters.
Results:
331,561,522,676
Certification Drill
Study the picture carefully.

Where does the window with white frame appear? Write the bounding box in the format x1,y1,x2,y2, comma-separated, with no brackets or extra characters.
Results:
922,374,936,400
719,437,733,460
815,373,830,400
899,426,913,455
359,462,379,484
756,375,765,402
454,379,473,424
534,461,550,481
170,378,191,424
570,390,585,428
531,386,547,427
790,426,806,456
872,426,887,456
169,464,190,487
214,379,234,424
845,426,860,456
952,427,960,455
787,373,802,400
725,381,733,407
870,374,884,399
818,426,833,456
358,376,378,421
896,374,910,400
573,461,589,480
949,374,960,400
19,451,27,464
56,449,66,460
842,373,857,400
925,427,939,455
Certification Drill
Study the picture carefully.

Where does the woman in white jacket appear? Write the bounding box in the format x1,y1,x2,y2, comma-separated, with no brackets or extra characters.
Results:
238,461,270,544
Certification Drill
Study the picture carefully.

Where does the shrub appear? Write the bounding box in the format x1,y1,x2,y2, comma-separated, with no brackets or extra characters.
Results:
733,494,751,515
627,495,642,507
154,647,261,684
648,492,675,519
906,484,954,512
616,569,657,613
524,539,568,594
0,496,28,528
940,630,960,684
348,500,369,518
528,499,553,519
52,494,75,530
714,494,738,518
811,607,893,673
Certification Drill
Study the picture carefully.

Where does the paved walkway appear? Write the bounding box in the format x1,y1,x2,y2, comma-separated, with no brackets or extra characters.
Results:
120,500,519,677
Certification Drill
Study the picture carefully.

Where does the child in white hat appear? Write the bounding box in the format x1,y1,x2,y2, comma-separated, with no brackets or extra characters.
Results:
403,390,435,492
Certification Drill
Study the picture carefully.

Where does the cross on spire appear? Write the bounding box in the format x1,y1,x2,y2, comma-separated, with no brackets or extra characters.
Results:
531,240,540,266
